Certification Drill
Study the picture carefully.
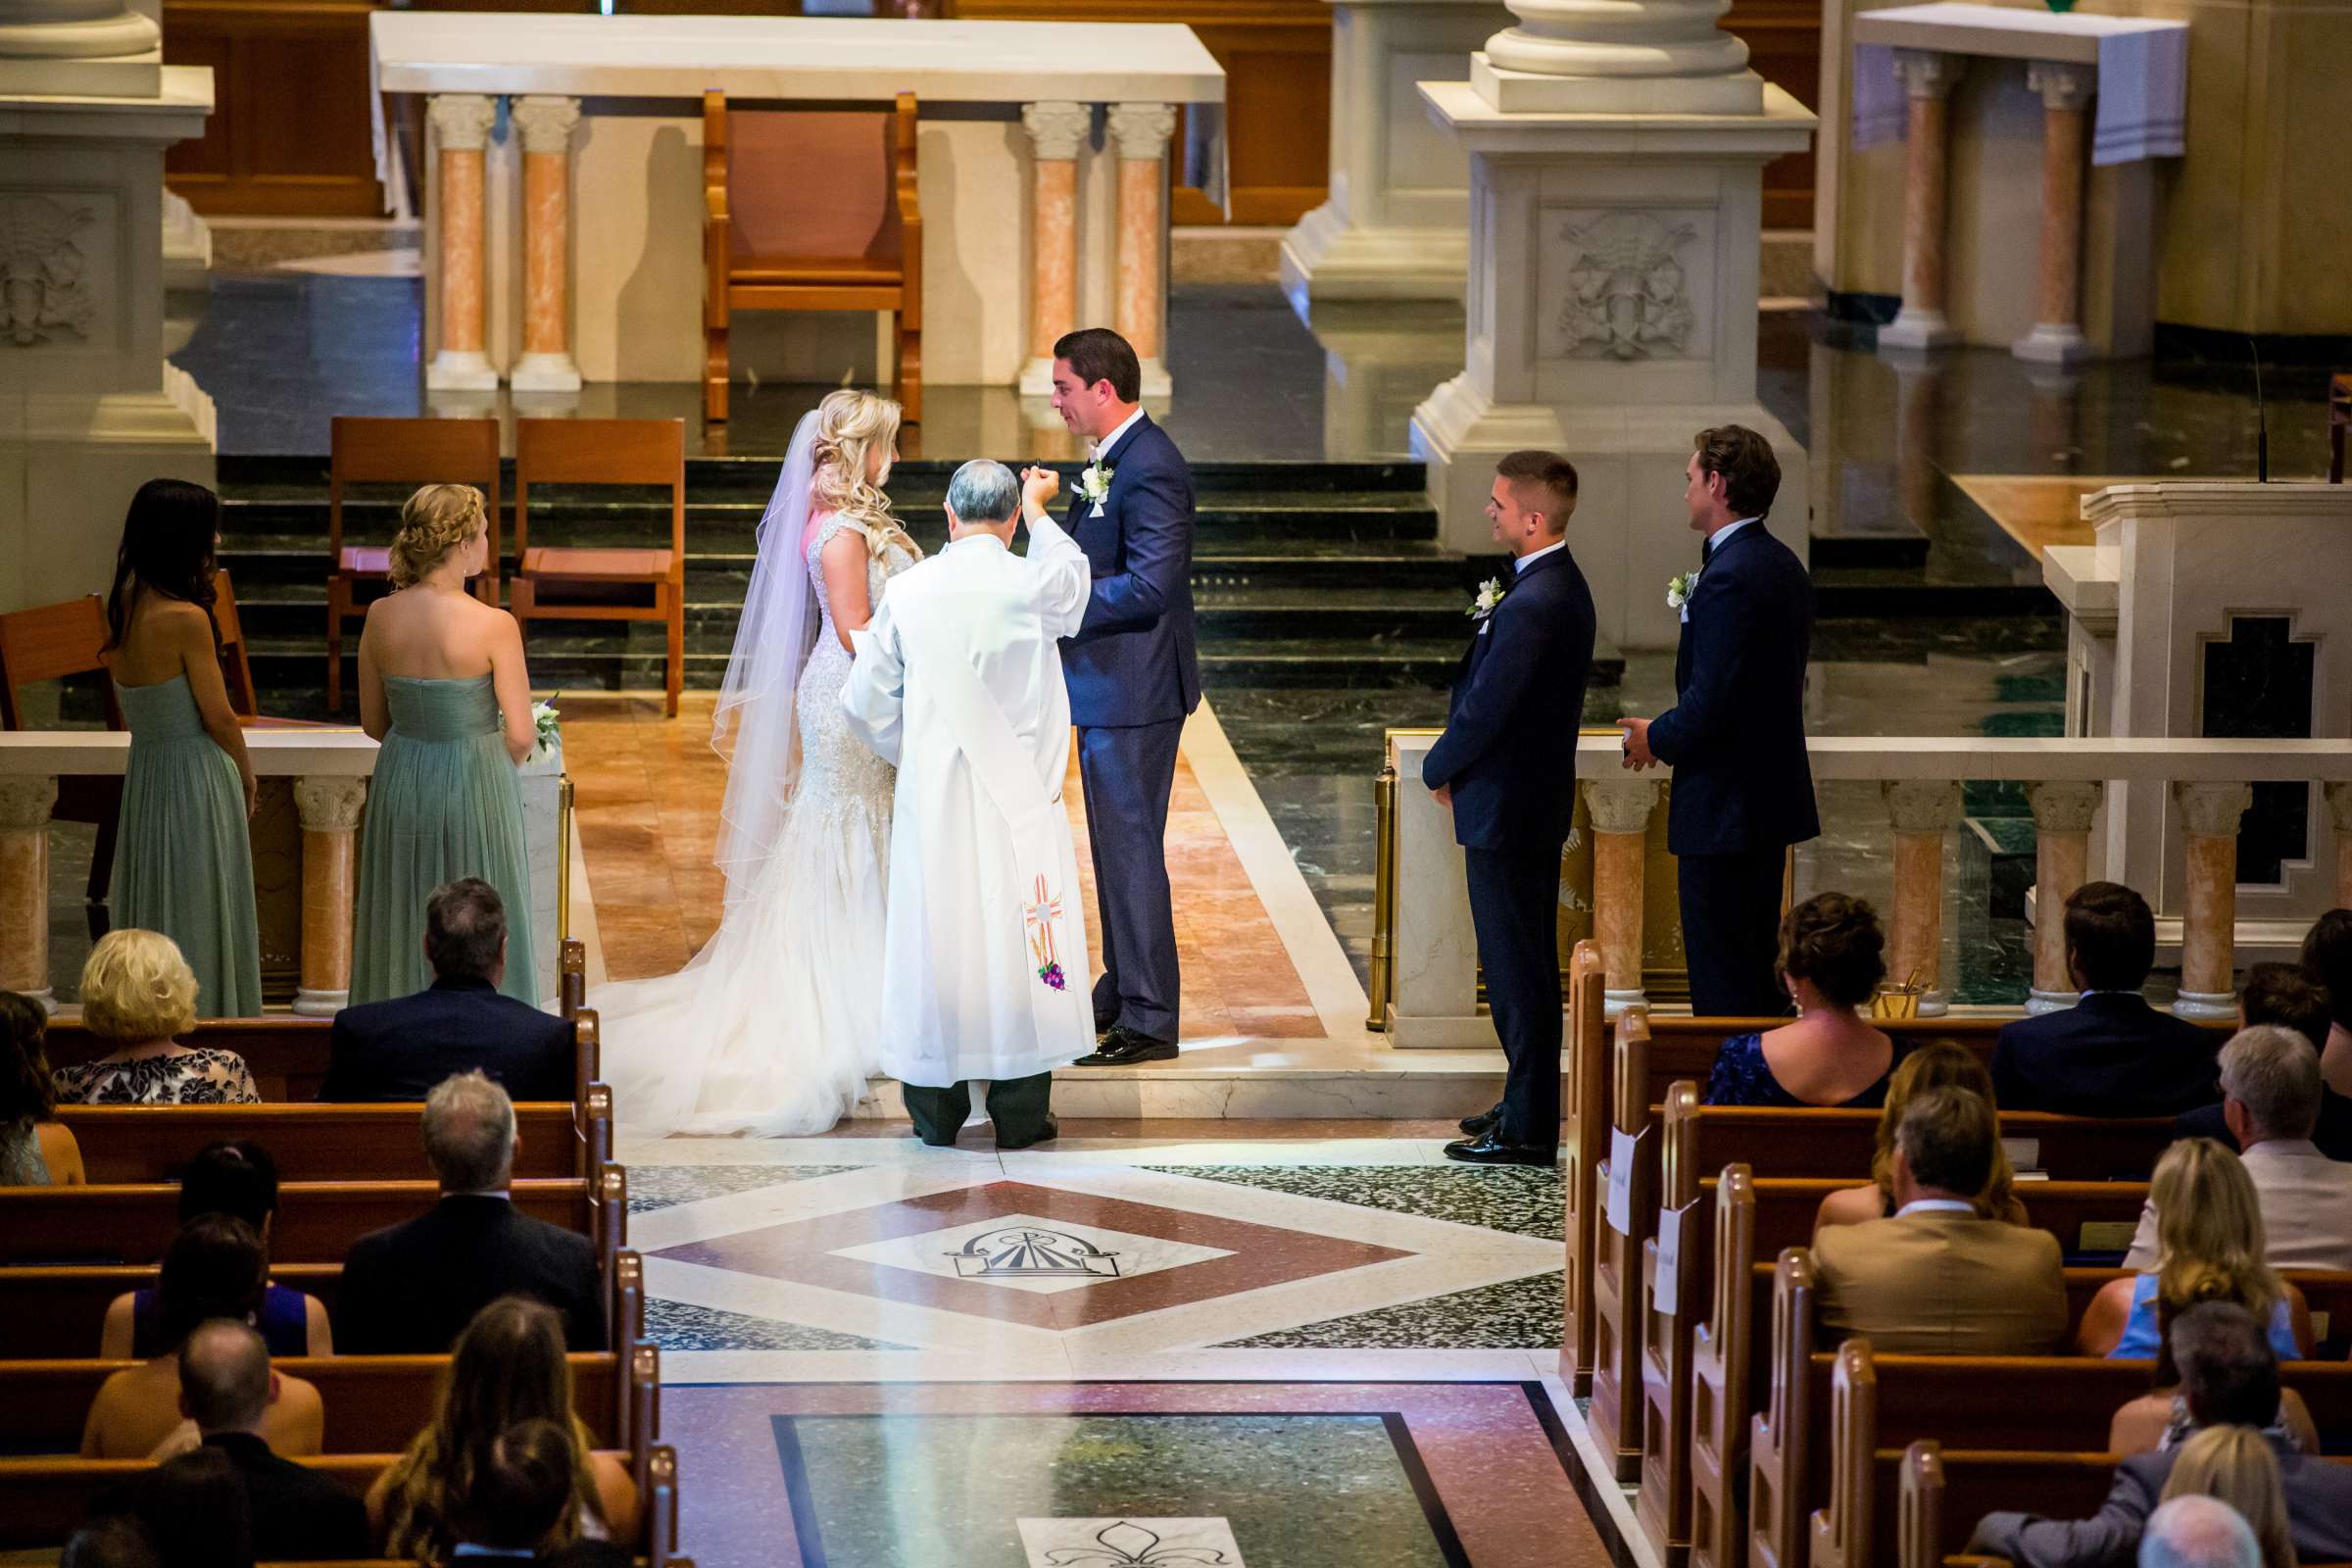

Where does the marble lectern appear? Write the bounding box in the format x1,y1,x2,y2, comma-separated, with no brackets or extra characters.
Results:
1408,0,1815,654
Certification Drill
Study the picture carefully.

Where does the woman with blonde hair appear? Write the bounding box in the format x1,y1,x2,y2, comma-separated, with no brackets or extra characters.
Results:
369,1297,636,1559
348,483,539,1004
2161,1426,2296,1568
1814,1041,2027,1233
2078,1139,2311,1360
52,931,257,1104
597,389,921,1135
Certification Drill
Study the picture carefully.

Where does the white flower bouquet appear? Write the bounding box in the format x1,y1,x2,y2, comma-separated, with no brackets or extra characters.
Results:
531,695,563,760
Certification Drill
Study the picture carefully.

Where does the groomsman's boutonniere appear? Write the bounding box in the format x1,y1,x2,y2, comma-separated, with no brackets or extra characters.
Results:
1076,461,1115,514
1468,576,1508,621
1665,569,1699,612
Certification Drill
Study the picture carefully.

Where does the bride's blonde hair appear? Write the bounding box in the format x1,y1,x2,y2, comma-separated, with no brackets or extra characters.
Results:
809,389,917,560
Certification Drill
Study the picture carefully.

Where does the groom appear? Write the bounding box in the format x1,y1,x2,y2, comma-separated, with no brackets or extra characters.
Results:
1048,327,1200,1067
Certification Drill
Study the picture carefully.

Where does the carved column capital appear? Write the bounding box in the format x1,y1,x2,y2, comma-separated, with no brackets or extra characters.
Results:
2026,60,2095,113
428,93,499,153
293,776,368,834
1892,48,1962,100
1106,102,1177,161
1582,777,1660,837
2028,779,2103,834
1021,100,1091,162
0,776,58,829
512,94,580,156
2174,781,2253,839
1882,778,1964,834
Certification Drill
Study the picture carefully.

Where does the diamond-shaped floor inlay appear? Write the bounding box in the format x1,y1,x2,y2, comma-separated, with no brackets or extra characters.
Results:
832,1212,1237,1296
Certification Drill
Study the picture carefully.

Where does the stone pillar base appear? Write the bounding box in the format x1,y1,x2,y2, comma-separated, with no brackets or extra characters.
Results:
1279,203,1471,307
510,352,582,393
1602,988,1647,1018
1137,356,1172,400
2174,990,2238,1022
293,987,349,1017
2026,988,2080,1015
427,349,500,391
0,47,160,99
1018,357,1056,398
2013,322,2092,366
1880,309,1960,352
1917,991,1949,1017
1469,53,1761,116
4,387,215,613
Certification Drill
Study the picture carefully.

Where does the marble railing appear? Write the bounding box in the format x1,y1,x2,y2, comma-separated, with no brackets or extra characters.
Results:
0,730,569,1013
1374,731,2352,1047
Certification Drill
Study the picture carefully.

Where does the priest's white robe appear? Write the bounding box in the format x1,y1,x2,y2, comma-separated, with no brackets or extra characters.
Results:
840,513,1095,1087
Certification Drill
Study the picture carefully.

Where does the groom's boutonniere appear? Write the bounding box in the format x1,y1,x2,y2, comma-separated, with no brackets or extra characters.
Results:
1666,569,1699,612
1077,461,1114,515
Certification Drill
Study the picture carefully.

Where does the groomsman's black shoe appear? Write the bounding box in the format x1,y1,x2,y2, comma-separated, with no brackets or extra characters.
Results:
1458,1103,1503,1138
997,1117,1059,1151
1442,1129,1557,1167
1074,1026,1179,1067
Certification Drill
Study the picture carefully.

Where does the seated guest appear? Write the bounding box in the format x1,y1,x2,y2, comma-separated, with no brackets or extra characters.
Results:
0,989,84,1183
2303,908,2352,1098
81,1215,324,1458
444,1420,634,1568
88,1446,254,1568
2176,962,2352,1161
1992,882,2221,1117
2161,1428,2293,1568
102,1142,330,1358
322,879,571,1103
2126,1028,2352,1272
1816,1040,2029,1232
1812,1086,2069,1352
61,1520,162,1568
369,1298,638,1555
1705,893,1895,1108
2078,1140,2309,1360
2109,1301,2318,1464
1971,1301,2352,1568
337,1071,605,1353
2138,1499,2260,1568
101,1320,368,1560
51,931,259,1105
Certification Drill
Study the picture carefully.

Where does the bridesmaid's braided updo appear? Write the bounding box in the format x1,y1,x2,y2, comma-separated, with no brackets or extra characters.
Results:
389,484,488,589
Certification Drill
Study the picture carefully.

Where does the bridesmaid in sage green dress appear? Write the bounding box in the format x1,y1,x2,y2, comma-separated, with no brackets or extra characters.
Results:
349,483,540,1005
98,480,262,1018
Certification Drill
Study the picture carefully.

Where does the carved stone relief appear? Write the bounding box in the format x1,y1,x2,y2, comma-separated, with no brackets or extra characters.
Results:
1,195,99,346
1542,209,1715,363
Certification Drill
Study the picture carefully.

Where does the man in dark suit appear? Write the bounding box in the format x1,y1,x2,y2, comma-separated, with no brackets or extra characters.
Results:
1991,881,2222,1117
1047,327,1200,1067
322,877,572,1102
1619,425,1818,1017
1422,452,1596,1166
95,1319,370,1561
336,1069,605,1353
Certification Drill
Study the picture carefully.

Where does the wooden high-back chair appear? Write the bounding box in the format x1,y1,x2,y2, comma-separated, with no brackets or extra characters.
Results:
512,418,688,717
328,416,503,713
0,594,124,906
703,89,922,424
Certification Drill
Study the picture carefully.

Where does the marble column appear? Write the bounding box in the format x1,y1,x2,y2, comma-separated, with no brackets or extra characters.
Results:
511,95,582,394
426,93,500,392
293,776,367,1017
1583,778,1658,1017
2173,781,2251,1021
1018,101,1089,399
0,776,56,1005
2025,780,2101,1014
1878,49,1962,354
1107,103,1177,399
0,0,160,96
2014,62,2094,366
2328,781,2352,909
1883,779,1963,1015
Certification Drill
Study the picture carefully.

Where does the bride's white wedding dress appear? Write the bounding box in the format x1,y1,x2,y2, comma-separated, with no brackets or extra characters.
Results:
596,421,919,1136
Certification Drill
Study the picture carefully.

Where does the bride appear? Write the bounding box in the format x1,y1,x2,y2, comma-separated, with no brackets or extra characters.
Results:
597,389,922,1136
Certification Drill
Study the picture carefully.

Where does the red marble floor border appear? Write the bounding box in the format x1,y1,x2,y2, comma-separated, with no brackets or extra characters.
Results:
652,1180,1412,1331
666,1381,1609,1568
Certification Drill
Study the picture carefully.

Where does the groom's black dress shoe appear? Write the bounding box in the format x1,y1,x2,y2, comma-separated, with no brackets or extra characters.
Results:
1074,1026,1179,1067
1442,1128,1557,1167
1459,1103,1503,1138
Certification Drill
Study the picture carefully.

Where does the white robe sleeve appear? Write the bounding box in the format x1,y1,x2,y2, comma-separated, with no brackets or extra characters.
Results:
1024,510,1093,638
840,610,906,766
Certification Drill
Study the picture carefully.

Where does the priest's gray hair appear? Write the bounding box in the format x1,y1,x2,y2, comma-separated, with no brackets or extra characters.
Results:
948,460,1021,524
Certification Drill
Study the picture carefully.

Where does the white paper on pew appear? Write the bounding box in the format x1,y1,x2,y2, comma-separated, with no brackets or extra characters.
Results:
1654,1201,1695,1316
2002,1137,2042,1174
1605,1128,1636,1235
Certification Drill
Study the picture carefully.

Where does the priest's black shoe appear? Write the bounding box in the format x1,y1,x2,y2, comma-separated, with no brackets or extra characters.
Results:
1442,1128,1557,1167
998,1117,1059,1151
1074,1026,1179,1066
1458,1103,1502,1138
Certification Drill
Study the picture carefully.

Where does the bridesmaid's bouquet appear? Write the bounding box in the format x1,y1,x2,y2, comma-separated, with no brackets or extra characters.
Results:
531,695,563,760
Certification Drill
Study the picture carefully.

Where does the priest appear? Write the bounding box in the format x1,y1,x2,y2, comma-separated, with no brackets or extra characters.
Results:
841,457,1097,1149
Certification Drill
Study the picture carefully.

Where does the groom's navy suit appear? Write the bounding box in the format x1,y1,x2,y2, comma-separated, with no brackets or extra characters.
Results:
1645,517,1818,1016
1061,412,1200,1043
1422,542,1596,1149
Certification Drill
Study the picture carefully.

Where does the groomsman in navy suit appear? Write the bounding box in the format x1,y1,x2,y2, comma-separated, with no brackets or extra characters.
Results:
1424,452,1596,1165
1048,328,1200,1065
1619,425,1819,1017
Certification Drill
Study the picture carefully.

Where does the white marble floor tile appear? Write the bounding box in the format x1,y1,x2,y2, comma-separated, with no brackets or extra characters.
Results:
1009,1162,1564,1253
661,1347,1080,1384
644,1255,1074,1365
629,1163,1007,1253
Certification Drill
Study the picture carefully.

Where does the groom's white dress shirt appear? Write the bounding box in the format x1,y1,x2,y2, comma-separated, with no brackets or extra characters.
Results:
1094,407,1148,464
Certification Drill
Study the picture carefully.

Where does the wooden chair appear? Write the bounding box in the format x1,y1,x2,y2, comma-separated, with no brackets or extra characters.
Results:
327,416,503,714
702,89,923,424
0,593,123,907
512,418,687,718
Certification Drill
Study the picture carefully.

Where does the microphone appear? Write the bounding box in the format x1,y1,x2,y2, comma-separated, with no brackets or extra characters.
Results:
2249,334,2269,483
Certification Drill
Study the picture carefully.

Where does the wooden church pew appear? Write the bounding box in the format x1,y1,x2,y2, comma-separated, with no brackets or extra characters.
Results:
1702,1175,2150,1264
1562,944,1607,1396
1688,1163,1753,1568
1589,1006,1655,1482
1684,1104,2179,1184
1635,1080,1704,1564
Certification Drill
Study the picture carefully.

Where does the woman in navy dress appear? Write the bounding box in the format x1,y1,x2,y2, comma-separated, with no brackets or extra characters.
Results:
1705,892,1896,1108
